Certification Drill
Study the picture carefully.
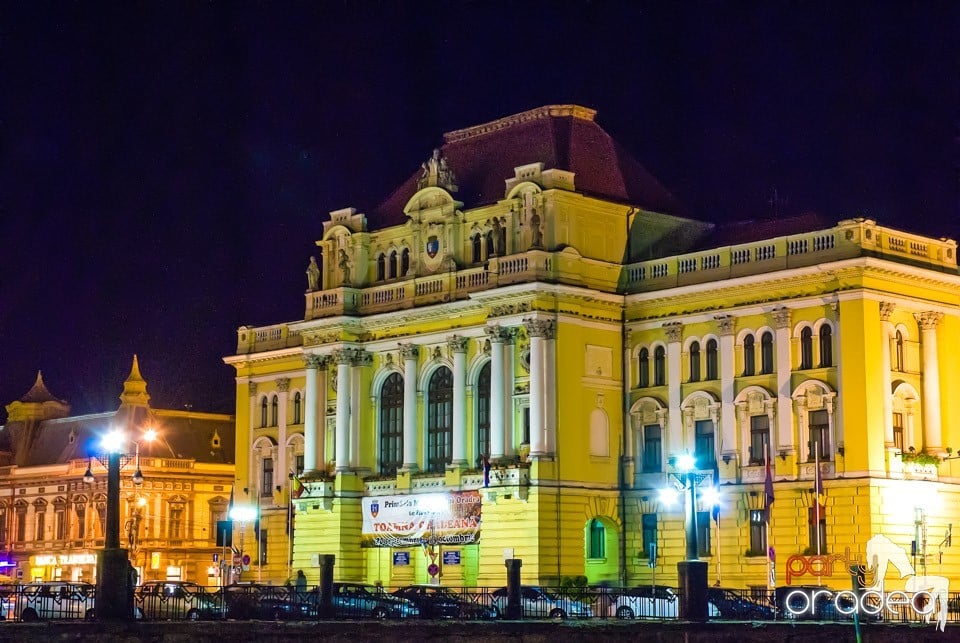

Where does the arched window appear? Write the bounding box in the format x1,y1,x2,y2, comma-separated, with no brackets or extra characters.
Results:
293,392,302,425
499,225,507,256
895,331,904,371
427,367,454,473
401,248,411,276
485,231,495,259
260,398,268,428
379,373,403,475
588,519,606,559
472,235,482,263
389,250,398,279
271,395,279,426
477,362,491,461
706,339,718,380
689,341,701,382
654,346,666,386
819,326,833,367
760,332,774,374
800,327,814,369
743,334,756,376
376,253,386,281
638,348,650,388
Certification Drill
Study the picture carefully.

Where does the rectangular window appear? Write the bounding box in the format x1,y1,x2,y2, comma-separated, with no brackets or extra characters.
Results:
15,510,26,542
55,509,66,540
694,420,716,469
749,509,768,556
893,413,904,452
295,454,304,475
35,511,45,541
641,513,657,559
169,507,183,540
75,506,85,539
697,510,711,557
0,510,6,544
259,529,268,565
808,507,827,554
522,407,530,445
261,457,274,498
642,425,662,473
749,415,770,465
808,410,830,460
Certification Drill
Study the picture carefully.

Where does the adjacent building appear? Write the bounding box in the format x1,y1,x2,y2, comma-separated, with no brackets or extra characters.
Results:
226,105,960,594
0,356,235,586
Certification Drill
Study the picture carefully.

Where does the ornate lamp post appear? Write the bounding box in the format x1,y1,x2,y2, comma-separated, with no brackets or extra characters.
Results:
660,453,716,621
89,428,156,619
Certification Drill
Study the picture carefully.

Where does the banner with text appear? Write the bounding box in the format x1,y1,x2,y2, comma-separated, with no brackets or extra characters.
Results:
361,491,482,548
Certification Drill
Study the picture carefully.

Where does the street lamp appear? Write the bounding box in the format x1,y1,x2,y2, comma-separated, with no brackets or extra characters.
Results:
228,505,258,583
661,454,715,621
90,427,158,620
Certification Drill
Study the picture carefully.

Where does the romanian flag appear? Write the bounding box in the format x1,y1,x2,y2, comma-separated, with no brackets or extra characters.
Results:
291,473,305,499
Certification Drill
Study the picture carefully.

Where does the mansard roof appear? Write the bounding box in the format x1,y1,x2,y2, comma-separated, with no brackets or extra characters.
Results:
696,212,835,249
372,105,687,226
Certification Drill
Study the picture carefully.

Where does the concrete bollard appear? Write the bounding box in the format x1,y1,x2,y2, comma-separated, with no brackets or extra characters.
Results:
319,554,335,618
504,558,522,619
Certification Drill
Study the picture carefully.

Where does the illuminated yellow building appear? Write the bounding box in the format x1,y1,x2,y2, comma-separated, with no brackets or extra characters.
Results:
0,357,234,586
226,105,960,593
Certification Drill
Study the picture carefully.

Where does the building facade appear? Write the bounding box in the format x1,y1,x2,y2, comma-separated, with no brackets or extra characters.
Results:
226,105,960,594
0,357,235,586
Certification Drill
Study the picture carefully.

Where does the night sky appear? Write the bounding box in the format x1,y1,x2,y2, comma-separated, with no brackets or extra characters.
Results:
2,2,957,423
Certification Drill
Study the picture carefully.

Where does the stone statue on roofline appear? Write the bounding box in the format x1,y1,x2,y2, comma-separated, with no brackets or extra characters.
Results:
306,256,320,291
417,148,458,192
338,249,352,286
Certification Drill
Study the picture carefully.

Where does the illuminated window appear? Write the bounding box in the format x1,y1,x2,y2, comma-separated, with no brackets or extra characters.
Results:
800,327,814,369
748,509,768,556
695,420,716,469
689,341,701,382
427,367,453,473
808,410,830,460
760,332,774,374
819,326,833,367
477,362,491,460
743,334,756,376
641,514,657,560
705,339,718,380
749,415,770,465
638,348,650,388
642,425,662,473
653,347,666,386
378,372,403,475
168,505,183,540
587,519,605,559
893,413,904,452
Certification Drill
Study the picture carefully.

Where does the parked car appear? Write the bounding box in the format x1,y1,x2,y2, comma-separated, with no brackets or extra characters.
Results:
136,581,225,621
0,584,19,620
331,583,419,619
491,585,593,619
392,584,497,620
220,583,318,620
609,585,678,619
17,581,97,621
707,587,776,620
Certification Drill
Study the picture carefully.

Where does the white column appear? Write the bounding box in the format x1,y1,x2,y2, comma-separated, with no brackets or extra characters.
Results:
400,345,420,471
773,308,793,453
716,315,737,460
276,378,290,486
504,335,516,457
303,355,329,473
525,319,553,458
350,351,370,469
879,303,895,447
486,327,507,460
545,328,557,455
334,350,351,473
449,336,469,466
664,322,683,455
915,312,944,451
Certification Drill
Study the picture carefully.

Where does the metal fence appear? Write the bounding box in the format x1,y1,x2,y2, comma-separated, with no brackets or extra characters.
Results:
0,581,958,625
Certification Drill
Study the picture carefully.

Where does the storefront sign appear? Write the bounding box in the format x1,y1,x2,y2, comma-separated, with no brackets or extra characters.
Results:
441,550,460,565
361,491,481,548
393,551,410,566
33,554,96,567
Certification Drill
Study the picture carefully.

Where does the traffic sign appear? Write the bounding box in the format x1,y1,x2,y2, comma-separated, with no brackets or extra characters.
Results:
427,563,439,577
242,554,251,566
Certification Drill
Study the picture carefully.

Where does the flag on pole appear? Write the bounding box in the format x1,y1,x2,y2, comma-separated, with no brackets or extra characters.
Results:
482,455,491,488
711,459,721,525
291,472,305,499
814,450,825,510
764,447,775,510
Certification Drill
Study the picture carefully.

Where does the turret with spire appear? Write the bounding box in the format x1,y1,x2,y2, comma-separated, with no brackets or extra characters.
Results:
120,354,151,408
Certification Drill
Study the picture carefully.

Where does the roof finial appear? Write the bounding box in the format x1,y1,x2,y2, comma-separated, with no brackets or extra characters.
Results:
120,354,150,407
